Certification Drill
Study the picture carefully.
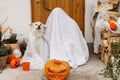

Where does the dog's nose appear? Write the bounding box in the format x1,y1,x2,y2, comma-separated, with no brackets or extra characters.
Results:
38,25,41,29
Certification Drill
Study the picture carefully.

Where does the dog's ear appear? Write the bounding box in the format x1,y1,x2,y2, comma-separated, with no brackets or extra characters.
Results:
42,24,47,29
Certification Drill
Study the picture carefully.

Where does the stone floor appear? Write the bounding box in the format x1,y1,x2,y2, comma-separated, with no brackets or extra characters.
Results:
0,43,112,80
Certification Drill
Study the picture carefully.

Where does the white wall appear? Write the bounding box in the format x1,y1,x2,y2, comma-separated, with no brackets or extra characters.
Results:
0,0,31,38
0,0,95,43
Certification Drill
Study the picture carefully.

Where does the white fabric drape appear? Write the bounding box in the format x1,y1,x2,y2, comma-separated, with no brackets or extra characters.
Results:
94,10,120,53
85,0,98,42
21,8,89,69
44,8,89,68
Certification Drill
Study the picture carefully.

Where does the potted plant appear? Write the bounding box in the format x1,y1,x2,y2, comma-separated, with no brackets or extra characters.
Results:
0,46,8,70
103,42,120,80
18,38,27,57
2,33,18,44
2,33,20,50
1,27,21,63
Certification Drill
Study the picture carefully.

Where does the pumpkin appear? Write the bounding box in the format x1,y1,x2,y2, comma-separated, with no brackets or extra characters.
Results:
110,23,117,31
10,57,20,68
44,59,70,80
109,20,115,24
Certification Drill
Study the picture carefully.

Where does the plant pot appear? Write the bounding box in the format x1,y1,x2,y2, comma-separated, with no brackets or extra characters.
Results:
0,55,8,70
7,54,16,64
4,42,20,50
4,43,21,64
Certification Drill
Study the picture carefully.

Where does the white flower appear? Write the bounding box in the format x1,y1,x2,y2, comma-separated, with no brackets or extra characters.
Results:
1,27,13,41
111,56,115,63
13,49,22,58
1,32,12,41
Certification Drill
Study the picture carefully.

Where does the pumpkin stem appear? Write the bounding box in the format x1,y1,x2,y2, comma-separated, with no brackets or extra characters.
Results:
54,60,62,65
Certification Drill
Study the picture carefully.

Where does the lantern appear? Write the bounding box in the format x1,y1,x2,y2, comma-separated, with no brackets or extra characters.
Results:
10,57,20,68
44,59,70,80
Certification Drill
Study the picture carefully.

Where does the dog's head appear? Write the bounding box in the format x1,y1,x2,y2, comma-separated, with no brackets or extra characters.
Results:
30,22,46,37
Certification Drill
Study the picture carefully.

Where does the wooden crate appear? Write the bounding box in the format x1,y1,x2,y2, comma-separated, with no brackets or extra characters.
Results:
109,0,119,4
96,3,113,12
99,28,120,64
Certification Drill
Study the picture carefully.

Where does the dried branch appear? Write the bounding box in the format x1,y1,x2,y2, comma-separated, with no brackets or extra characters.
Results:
0,17,8,26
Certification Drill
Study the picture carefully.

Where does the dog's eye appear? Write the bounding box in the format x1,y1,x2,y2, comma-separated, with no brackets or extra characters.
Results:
35,24,37,26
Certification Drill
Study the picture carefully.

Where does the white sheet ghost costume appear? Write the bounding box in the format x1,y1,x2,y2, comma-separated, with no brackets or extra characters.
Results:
44,8,89,68
21,8,89,69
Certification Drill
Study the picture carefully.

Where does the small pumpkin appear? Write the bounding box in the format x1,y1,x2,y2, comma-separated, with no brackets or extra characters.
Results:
110,23,117,31
44,59,70,80
109,19,115,24
10,57,20,68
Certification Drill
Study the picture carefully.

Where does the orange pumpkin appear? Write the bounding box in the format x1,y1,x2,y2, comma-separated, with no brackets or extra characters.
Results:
110,23,117,31
10,57,20,68
44,59,70,80
109,20,115,24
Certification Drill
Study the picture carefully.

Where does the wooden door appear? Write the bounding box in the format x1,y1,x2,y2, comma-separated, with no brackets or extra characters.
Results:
31,0,85,35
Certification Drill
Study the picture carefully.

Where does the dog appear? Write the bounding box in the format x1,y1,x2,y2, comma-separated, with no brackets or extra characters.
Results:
29,22,49,60
21,22,49,69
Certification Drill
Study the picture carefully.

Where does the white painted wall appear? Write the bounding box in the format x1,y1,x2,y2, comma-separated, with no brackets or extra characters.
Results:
0,0,31,38
0,0,96,43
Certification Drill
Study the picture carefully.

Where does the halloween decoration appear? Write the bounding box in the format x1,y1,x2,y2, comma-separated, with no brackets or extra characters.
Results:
108,20,117,31
2,27,21,64
110,23,117,31
44,59,70,80
10,57,20,68
44,8,89,68
22,62,30,71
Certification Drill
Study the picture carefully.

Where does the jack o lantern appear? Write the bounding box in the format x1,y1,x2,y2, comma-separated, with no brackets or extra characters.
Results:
44,59,70,80
110,23,117,31
10,57,20,68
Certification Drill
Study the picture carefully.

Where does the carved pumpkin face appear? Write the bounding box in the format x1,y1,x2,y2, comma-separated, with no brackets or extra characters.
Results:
44,59,70,80
10,57,20,68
